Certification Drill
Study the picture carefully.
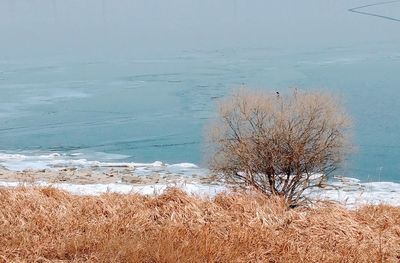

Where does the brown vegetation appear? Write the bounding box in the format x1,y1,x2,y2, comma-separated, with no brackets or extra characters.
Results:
1,187,399,262
208,89,352,205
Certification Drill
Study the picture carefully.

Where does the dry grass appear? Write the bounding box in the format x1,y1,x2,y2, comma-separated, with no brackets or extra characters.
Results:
1,187,400,262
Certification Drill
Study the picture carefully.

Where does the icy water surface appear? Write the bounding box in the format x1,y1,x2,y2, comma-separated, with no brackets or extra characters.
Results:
0,0,399,182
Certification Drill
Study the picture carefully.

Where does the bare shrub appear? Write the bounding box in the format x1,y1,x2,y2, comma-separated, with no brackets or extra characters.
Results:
207,88,352,206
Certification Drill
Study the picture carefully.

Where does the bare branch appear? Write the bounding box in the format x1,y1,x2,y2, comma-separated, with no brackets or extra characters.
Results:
207,88,352,207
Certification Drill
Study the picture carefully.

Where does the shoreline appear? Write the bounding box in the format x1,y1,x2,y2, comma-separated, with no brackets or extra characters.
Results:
0,166,399,207
0,166,216,185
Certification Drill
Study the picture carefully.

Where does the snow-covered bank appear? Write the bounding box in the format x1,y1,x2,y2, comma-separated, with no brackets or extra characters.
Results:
0,181,226,197
310,180,400,207
1,179,399,208
0,151,399,207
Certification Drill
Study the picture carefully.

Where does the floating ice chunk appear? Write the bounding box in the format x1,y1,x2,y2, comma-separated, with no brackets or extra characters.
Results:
131,161,164,167
168,163,198,169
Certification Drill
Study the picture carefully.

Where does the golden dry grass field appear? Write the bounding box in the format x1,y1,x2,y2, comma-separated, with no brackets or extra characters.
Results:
1,187,400,262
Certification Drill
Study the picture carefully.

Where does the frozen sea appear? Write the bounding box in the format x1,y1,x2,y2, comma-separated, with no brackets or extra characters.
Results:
0,0,400,183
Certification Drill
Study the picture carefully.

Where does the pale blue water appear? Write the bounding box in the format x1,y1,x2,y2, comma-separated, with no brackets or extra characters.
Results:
0,0,399,182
